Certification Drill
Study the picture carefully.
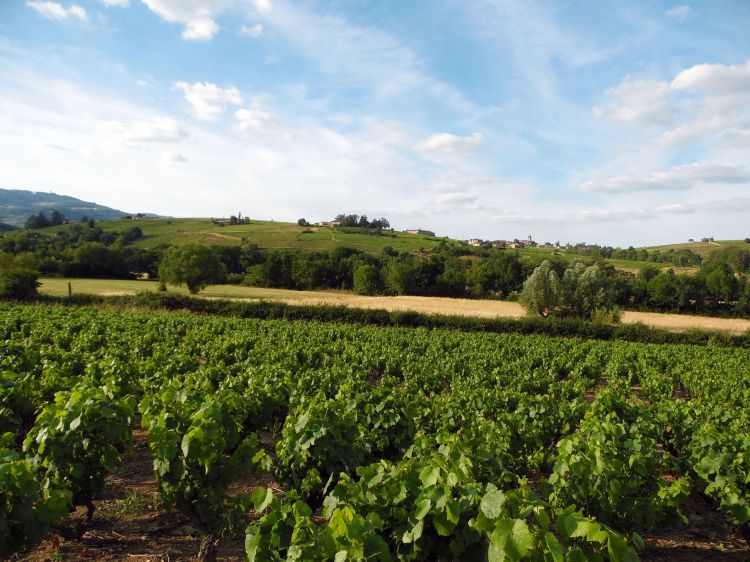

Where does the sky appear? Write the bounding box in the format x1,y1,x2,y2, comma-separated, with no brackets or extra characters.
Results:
1,0,749,246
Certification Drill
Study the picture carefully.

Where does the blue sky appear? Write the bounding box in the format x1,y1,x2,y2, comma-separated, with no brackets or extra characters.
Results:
1,0,749,245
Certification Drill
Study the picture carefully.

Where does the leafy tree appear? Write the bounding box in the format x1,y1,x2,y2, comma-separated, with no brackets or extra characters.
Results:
703,264,736,309
159,243,226,293
50,210,66,226
468,252,523,297
736,277,750,314
519,260,561,316
353,264,381,295
435,258,466,297
562,262,617,320
383,258,415,296
297,218,309,227
0,268,39,299
64,243,131,278
647,270,680,310
24,212,50,229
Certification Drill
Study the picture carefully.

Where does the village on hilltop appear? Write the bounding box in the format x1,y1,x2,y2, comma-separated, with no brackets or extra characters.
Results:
465,235,560,249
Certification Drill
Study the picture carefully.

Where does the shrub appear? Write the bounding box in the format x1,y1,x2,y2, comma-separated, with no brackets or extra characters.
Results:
0,268,39,299
23,386,134,520
0,433,71,557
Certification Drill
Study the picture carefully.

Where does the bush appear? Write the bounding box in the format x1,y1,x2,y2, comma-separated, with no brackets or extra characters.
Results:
0,433,71,557
0,268,39,299
140,385,270,532
23,386,134,519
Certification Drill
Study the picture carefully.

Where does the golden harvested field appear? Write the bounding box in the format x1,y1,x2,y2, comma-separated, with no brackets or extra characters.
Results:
40,278,750,334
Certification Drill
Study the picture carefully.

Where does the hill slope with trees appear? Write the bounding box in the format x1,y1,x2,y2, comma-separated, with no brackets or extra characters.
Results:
0,188,157,227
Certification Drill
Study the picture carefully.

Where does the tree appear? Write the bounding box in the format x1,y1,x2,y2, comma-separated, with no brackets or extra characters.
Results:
383,259,415,295
703,264,736,310
573,263,617,320
353,264,381,295
297,218,309,227
0,268,39,299
647,270,679,310
435,259,466,297
519,261,561,316
159,244,226,294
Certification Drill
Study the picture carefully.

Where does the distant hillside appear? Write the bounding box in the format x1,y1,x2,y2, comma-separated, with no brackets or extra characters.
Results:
84,217,450,254
0,188,157,227
647,239,750,258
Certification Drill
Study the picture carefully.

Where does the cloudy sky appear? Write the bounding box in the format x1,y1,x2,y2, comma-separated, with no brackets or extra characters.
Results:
1,0,749,245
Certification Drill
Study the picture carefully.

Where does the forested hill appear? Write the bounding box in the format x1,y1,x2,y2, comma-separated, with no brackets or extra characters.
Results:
0,188,157,227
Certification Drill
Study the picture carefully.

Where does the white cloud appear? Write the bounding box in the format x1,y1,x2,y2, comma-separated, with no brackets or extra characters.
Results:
251,0,272,15
100,117,189,144
597,59,750,149
99,0,129,7
415,132,483,154
594,79,672,125
141,0,234,40
240,23,263,37
235,99,276,131
173,81,243,120
26,1,87,20
580,163,750,193
182,18,218,40
665,5,691,21
670,60,750,96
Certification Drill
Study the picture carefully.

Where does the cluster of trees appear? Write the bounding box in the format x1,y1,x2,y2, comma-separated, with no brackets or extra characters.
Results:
519,256,750,318
24,210,69,229
334,214,390,229
520,261,619,321
569,244,703,267
629,261,750,314
213,245,527,298
0,221,154,279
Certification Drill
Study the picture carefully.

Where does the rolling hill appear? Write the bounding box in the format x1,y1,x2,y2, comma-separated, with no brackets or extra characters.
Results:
87,217,450,254
0,188,157,227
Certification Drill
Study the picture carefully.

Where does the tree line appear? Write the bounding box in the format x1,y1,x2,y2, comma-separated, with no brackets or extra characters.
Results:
2,219,750,317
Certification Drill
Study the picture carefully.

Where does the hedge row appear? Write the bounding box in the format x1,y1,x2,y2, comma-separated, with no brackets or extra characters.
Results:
29,292,749,348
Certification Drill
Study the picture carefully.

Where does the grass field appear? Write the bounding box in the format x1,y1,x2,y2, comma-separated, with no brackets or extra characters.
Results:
514,246,664,272
40,278,750,334
51,218,449,254
648,239,750,257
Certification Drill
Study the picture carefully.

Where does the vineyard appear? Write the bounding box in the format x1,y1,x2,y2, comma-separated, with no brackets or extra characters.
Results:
1,303,749,561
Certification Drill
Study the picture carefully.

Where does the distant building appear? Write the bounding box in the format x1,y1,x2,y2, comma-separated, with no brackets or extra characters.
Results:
316,220,343,227
406,229,435,236
467,238,483,246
